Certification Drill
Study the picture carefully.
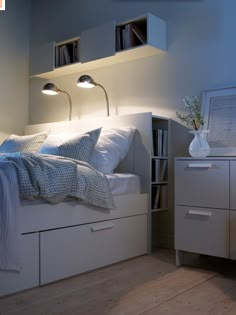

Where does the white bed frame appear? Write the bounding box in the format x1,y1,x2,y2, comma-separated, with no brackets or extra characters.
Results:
0,112,152,297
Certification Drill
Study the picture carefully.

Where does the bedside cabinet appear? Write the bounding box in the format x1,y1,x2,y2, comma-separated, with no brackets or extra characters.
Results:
174,158,235,266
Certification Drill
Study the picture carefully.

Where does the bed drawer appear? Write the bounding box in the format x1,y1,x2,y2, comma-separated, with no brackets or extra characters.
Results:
40,214,147,285
0,233,39,296
175,206,229,258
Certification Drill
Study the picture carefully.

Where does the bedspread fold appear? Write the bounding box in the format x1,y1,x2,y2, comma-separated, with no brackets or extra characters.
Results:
0,153,115,209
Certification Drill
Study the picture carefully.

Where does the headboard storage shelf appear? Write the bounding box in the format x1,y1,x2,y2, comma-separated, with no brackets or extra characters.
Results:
30,13,166,78
151,116,191,250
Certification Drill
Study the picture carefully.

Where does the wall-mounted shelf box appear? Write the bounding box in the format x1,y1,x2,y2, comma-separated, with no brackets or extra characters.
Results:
30,13,166,79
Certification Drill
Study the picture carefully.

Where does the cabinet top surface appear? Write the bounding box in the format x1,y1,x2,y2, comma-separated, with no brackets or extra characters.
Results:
176,157,236,161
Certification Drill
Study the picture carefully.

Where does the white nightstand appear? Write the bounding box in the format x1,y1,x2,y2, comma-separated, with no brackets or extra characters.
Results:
174,157,236,266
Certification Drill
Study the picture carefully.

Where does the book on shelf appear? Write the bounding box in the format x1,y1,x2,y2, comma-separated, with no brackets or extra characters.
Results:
63,46,71,64
162,130,168,156
59,45,66,66
116,26,122,51
160,185,168,209
152,186,161,209
160,159,167,181
152,128,168,157
55,47,59,67
131,23,146,45
152,159,160,182
152,159,168,182
152,185,168,210
123,24,133,49
152,129,157,156
157,129,163,156
72,40,80,63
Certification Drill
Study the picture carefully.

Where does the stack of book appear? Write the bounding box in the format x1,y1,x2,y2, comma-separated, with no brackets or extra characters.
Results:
152,159,168,182
152,128,168,157
152,185,168,210
116,23,147,51
55,40,80,68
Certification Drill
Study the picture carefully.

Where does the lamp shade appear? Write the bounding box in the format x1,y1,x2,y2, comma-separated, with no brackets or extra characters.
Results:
42,83,60,95
41,83,72,120
77,75,96,88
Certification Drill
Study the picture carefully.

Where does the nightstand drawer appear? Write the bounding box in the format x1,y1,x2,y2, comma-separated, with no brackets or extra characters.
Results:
175,160,229,209
175,206,229,258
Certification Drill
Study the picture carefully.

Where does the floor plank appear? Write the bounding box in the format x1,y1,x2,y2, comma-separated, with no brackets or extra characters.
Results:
144,274,236,315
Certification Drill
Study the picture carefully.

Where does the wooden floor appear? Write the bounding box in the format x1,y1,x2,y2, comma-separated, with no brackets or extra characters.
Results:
2,249,236,315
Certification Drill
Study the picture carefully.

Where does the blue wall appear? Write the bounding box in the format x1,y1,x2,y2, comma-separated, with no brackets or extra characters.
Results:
0,0,30,140
29,0,236,123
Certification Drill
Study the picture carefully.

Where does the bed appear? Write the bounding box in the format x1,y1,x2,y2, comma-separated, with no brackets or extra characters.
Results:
0,112,152,297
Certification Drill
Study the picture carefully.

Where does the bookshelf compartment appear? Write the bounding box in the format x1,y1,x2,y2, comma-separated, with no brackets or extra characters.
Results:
151,116,169,214
152,128,168,157
150,116,190,250
152,184,168,211
116,17,147,52
55,38,80,68
152,158,168,183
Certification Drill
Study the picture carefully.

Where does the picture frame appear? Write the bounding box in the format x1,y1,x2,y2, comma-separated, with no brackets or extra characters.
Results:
202,86,236,156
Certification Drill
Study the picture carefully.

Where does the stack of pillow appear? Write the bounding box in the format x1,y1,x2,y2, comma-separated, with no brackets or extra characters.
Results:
0,126,136,174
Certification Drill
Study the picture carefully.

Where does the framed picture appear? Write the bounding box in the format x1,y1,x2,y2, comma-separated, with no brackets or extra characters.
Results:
202,86,236,156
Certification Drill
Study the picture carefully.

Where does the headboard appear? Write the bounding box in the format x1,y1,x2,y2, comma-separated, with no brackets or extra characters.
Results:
25,112,152,193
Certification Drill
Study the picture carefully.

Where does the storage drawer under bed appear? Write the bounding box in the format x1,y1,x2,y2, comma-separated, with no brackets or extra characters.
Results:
0,233,39,296
40,214,148,285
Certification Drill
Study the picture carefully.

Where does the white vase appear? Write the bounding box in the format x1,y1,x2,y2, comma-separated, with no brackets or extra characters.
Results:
188,130,210,157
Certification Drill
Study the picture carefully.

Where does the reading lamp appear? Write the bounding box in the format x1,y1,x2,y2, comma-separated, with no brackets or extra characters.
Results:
77,75,110,116
41,83,72,120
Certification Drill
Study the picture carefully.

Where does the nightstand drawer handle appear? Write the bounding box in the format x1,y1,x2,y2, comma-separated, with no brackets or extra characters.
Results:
188,163,213,168
188,210,212,216
91,223,114,232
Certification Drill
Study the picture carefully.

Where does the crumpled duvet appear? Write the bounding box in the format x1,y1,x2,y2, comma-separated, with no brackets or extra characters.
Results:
0,153,115,209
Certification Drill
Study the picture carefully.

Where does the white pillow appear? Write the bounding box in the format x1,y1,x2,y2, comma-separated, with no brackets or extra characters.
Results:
0,132,48,153
89,127,136,174
38,128,101,162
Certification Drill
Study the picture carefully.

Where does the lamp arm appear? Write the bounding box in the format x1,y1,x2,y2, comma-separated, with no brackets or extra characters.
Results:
96,84,110,117
61,90,72,120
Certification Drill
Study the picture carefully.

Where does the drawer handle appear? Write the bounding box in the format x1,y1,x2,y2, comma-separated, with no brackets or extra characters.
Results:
91,223,114,232
188,163,213,168
188,210,212,217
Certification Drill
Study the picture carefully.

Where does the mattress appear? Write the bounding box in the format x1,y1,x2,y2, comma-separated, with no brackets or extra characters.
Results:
19,174,144,234
106,173,140,196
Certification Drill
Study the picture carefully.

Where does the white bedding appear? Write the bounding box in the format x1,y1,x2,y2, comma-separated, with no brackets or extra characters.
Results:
106,173,140,196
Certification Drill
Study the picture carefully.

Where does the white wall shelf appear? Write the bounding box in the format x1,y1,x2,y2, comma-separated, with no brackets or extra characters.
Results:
30,13,166,79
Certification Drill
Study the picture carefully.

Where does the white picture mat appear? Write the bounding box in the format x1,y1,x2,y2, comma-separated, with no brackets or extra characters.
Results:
202,87,236,156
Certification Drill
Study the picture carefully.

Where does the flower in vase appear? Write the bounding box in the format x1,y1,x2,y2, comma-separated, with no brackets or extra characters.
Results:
176,96,205,130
